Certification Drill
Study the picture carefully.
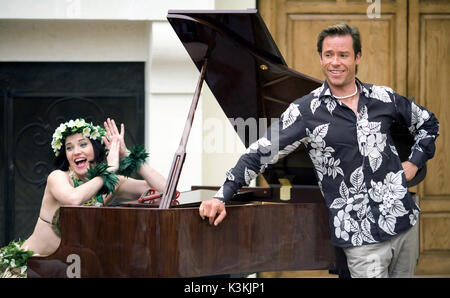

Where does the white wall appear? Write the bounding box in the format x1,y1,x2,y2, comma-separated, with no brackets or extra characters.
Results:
0,0,256,192
0,0,214,20
0,19,150,61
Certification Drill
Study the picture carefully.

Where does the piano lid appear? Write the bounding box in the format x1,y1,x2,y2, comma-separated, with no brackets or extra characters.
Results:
167,10,322,149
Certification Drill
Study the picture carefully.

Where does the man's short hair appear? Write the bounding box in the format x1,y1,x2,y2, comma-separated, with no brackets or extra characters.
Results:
317,23,362,58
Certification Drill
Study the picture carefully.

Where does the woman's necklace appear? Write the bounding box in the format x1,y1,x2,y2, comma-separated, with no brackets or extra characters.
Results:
333,84,358,99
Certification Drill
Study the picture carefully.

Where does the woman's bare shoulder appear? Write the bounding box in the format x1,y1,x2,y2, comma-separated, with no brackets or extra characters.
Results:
47,169,68,183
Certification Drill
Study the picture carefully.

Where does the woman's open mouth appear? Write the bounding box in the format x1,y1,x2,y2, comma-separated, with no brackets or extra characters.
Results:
74,158,87,169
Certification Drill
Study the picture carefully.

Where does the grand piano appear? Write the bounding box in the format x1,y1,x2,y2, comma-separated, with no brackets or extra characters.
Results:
27,9,422,278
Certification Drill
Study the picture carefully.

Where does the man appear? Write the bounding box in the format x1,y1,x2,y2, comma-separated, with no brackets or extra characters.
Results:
199,23,439,278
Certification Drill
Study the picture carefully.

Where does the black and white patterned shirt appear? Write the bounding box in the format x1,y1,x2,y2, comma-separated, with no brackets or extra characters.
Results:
215,78,439,248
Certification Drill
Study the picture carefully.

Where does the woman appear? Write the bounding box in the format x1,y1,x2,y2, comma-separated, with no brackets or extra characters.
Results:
0,118,166,277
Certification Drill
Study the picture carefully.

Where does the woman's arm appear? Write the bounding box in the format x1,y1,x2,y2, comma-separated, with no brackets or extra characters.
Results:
102,118,167,202
136,163,166,192
108,163,166,201
47,170,104,205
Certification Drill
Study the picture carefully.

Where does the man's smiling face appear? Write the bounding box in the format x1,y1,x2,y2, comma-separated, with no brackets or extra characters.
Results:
320,34,361,90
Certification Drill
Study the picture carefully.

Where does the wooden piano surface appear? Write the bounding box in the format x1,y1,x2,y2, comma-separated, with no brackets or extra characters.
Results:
27,189,335,278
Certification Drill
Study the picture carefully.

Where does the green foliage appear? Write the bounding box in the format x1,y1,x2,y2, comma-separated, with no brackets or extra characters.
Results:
0,240,34,269
118,145,149,177
87,162,119,197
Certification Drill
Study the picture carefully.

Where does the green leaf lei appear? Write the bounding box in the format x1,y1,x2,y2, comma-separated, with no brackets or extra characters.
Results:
118,145,149,177
72,145,148,206
86,162,119,197
0,240,34,278
72,163,119,206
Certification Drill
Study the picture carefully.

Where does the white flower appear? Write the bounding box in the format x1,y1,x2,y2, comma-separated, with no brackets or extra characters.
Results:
411,102,430,130
82,127,91,137
52,139,62,151
345,193,369,215
90,129,100,140
356,106,387,172
309,148,325,167
334,210,351,241
329,166,371,227
409,209,419,226
368,180,387,203
53,128,63,139
367,133,386,153
368,171,409,235
384,171,407,200
310,135,325,149
75,118,85,128
379,197,395,216
58,123,67,132
67,119,76,128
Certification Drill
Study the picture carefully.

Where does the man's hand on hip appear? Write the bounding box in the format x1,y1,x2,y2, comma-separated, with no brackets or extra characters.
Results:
402,161,419,182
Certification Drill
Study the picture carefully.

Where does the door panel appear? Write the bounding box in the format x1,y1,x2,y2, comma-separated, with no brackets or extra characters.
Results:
408,0,450,274
259,0,450,275
286,14,398,89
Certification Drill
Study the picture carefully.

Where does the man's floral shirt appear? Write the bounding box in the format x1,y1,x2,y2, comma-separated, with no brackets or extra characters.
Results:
215,78,439,247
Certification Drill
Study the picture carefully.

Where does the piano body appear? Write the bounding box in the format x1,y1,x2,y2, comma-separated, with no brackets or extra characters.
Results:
27,9,421,278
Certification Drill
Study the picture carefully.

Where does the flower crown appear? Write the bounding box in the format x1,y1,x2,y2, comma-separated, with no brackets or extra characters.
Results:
51,118,106,156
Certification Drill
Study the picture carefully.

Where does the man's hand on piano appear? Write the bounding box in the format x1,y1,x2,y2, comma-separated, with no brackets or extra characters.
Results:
199,198,226,226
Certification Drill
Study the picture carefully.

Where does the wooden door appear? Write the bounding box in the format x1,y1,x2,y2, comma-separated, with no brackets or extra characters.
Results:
408,0,450,275
259,0,450,275
260,0,408,93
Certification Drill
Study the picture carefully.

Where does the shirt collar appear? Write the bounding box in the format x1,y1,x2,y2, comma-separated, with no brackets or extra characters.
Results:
317,78,373,101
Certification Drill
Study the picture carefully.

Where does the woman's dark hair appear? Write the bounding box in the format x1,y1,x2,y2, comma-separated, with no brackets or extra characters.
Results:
53,138,106,171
